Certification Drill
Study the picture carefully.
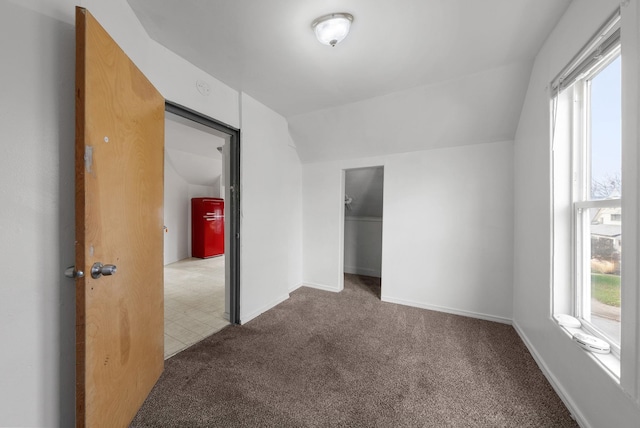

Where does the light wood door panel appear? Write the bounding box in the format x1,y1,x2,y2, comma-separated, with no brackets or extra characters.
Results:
75,7,164,427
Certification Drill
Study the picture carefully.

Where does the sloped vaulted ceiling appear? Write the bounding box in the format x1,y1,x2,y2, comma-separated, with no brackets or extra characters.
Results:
345,167,384,218
127,0,572,162
165,112,224,187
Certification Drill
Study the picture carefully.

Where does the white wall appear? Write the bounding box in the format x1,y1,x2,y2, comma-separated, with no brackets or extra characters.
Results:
164,155,190,264
0,2,77,426
344,217,383,277
0,1,302,426
164,156,218,265
189,184,217,199
239,93,303,321
303,140,514,323
513,0,640,426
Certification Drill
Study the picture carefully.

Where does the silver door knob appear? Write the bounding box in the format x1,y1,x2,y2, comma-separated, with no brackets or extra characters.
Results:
64,266,85,279
91,262,117,279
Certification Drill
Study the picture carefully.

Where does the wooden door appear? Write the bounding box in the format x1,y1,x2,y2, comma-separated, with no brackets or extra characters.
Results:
75,7,165,427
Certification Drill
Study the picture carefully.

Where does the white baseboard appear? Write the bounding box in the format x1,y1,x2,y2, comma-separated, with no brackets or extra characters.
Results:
240,293,289,324
512,321,590,428
302,282,341,293
344,266,381,277
380,295,512,325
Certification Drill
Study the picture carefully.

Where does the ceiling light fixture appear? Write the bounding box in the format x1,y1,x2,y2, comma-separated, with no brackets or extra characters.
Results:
311,13,354,47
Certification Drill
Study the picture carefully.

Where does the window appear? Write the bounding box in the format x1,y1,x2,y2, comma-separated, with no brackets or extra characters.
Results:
551,11,622,358
575,54,622,352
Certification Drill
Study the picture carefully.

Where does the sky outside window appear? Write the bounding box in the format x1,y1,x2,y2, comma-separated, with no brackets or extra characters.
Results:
590,56,621,199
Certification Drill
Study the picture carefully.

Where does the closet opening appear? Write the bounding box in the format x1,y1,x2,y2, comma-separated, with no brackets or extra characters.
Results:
343,166,384,299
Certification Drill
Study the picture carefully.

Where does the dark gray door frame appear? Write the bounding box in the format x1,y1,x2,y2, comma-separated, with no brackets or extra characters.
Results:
165,100,241,325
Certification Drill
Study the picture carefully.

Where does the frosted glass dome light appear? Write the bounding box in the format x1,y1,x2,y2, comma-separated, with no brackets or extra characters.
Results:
311,13,354,47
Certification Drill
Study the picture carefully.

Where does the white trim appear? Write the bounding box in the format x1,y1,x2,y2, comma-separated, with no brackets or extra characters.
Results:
551,8,621,94
302,282,341,293
344,266,381,277
513,321,591,428
380,295,512,325
338,170,346,293
574,199,621,209
620,0,640,400
240,293,289,324
555,321,621,380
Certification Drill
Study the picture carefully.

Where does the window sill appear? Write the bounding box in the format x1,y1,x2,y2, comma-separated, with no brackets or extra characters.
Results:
556,322,620,381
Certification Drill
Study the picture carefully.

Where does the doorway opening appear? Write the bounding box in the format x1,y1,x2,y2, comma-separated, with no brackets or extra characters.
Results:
163,101,240,358
343,166,384,299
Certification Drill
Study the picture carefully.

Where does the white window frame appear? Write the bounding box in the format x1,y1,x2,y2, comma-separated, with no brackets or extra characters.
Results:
570,50,622,358
551,9,622,366
575,55,622,361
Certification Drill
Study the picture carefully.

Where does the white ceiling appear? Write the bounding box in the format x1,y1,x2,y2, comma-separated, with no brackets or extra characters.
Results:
165,112,224,187
127,0,570,117
128,0,571,162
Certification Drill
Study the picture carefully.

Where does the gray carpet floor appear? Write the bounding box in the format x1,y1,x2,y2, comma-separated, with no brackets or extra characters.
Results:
131,274,578,427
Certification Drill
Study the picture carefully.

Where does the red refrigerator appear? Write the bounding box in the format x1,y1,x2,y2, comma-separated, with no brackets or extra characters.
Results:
191,198,224,258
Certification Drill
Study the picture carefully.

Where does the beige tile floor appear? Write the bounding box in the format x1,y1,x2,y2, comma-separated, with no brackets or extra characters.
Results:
164,256,229,359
